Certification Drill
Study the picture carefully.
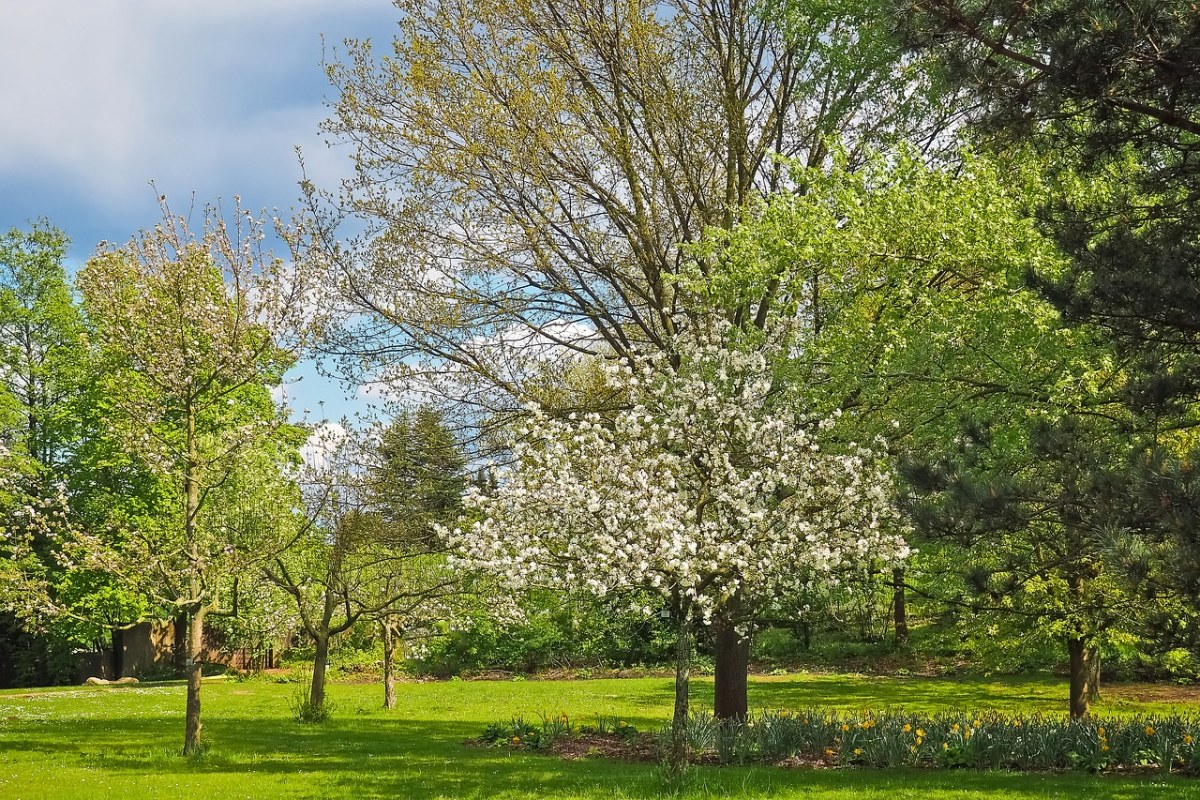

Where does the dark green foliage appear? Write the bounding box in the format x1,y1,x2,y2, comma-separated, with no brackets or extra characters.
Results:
896,2,1200,607
371,407,467,548
412,591,675,676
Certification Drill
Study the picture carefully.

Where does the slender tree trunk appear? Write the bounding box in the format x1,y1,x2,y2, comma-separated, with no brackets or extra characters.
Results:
892,567,909,646
382,620,397,710
182,402,206,756
310,634,330,712
183,607,206,755
712,608,749,721
670,605,692,774
1067,637,1094,720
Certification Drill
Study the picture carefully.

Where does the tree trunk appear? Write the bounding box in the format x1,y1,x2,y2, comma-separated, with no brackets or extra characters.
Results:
669,606,692,774
1067,636,1094,720
310,634,330,712
109,628,123,679
382,621,397,710
1086,646,1101,703
182,400,206,755
892,567,909,646
712,615,749,721
182,607,206,755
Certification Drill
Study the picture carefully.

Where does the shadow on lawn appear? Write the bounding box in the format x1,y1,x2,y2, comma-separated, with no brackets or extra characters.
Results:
4,710,1199,799
748,674,1069,715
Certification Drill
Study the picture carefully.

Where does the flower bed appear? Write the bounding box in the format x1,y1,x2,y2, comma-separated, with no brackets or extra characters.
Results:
479,708,1200,775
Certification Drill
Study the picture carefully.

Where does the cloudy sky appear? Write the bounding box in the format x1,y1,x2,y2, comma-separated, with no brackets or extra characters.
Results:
0,0,399,416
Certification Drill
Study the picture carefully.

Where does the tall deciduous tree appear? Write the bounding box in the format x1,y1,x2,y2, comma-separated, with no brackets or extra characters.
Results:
75,201,313,755
697,147,1144,717
312,0,952,717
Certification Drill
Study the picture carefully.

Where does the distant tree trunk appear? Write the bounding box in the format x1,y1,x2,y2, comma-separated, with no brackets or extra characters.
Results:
892,567,908,646
109,629,123,679
1067,636,1095,719
712,609,749,721
669,603,692,774
183,607,206,755
382,620,397,710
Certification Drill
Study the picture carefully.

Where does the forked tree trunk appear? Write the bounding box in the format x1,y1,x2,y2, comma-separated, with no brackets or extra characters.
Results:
182,607,206,755
382,621,397,710
670,607,692,774
712,617,749,721
892,567,909,646
1068,637,1096,720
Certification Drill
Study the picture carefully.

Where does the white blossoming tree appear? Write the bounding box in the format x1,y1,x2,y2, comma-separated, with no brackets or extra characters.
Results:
450,315,909,767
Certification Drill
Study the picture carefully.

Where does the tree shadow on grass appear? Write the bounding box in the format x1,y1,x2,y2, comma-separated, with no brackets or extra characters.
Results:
746,674,1071,716
4,712,1200,800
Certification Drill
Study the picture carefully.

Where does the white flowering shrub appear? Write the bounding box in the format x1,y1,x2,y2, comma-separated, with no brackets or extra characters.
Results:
450,314,910,623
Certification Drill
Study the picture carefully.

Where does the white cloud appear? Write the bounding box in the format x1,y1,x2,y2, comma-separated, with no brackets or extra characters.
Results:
0,1,390,212
299,420,348,471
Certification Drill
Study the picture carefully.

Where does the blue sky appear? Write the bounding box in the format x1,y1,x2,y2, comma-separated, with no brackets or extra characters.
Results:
0,1,400,419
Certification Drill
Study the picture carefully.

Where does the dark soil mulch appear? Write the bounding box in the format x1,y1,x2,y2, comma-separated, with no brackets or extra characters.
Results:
549,732,662,762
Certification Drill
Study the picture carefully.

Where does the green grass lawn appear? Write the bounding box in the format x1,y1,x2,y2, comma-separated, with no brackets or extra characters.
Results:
1,672,1198,799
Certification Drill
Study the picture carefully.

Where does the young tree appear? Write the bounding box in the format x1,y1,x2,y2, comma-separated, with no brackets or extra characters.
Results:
268,411,471,716
74,201,313,755
450,314,909,768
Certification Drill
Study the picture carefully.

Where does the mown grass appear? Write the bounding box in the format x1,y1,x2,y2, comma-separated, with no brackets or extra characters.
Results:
1,672,1199,799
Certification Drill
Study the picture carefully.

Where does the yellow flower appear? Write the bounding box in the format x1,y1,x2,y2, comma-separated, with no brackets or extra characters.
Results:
942,742,949,750
825,748,835,757
965,728,973,739
909,745,917,753
853,748,863,756
916,737,924,746
1145,726,1156,736
902,723,912,733
619,721,627,728
1101,744,1110,752
916,728,926,738
1185,734,1195,745
1097,727,1105,737
842,724,850,732
511,736,521,744
973,719,982,728
951,723,960,732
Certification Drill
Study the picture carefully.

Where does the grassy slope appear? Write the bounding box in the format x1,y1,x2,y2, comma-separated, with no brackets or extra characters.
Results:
1,673,1198,800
